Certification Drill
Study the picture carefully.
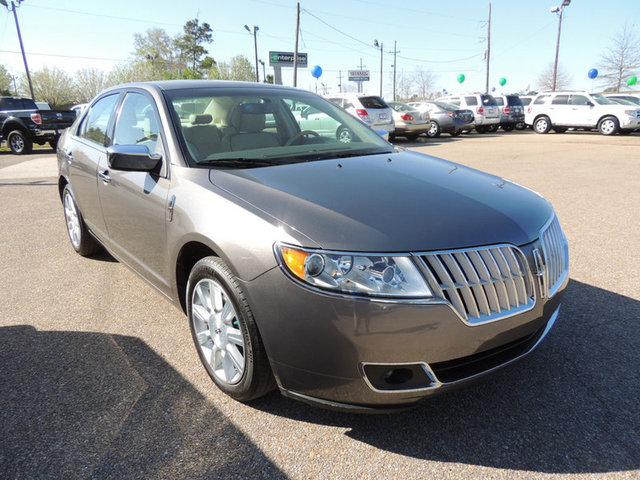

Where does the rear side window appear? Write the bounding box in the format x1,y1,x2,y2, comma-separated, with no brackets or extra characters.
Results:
359,96,388,109
447,97,461,107
480,95,497,106
79,94,119,146
506,95,523,106
533,95,550,105
0,98,37,110
464,96,478,106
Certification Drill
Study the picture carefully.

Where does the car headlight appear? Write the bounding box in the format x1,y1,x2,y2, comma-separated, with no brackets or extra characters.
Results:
276,244,432,298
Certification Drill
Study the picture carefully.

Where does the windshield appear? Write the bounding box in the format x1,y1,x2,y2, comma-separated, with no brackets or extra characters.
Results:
434,101,457,110
591,93,616,105
165,87,393,167
389,102,412,112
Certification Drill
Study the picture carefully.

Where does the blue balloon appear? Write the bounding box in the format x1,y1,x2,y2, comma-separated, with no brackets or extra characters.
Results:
491,86,496,92
588,68,598,79
311,65,323,79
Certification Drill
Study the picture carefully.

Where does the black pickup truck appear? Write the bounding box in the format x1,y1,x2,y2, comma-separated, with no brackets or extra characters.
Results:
0,97,76,154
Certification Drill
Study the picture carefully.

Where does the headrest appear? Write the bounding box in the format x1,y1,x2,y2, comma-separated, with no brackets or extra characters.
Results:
230,104,271,133
189,114,213,125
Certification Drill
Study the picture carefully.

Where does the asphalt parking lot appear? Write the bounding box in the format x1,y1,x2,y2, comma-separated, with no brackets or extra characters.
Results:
1,130,638,479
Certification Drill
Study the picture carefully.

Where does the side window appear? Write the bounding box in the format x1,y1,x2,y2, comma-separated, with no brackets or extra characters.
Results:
113,93,160,154
79,94,119,146
464,96,478,106
533,95,550,105
571,95,590,106
495,98,504,106
551,95,569,105
448,98,461,107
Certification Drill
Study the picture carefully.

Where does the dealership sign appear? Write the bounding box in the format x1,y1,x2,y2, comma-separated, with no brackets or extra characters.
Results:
348,70,370,81
269,51,308,67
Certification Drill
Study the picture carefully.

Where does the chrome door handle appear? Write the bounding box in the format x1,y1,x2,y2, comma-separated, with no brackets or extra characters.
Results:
98,170,111,184
64,150,73,161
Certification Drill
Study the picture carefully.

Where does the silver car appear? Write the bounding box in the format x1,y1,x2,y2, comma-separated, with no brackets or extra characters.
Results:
58,81,568,411
387,101,431,141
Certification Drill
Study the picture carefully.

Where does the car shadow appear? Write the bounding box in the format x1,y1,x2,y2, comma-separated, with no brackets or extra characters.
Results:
251,279,640,475
0,325,289,479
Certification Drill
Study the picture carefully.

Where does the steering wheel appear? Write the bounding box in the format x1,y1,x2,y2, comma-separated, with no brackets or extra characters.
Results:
285,130,320,146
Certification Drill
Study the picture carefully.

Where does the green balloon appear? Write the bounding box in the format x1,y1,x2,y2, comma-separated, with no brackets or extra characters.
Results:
457,74,465,84
627,76,638,86
499,77,507,86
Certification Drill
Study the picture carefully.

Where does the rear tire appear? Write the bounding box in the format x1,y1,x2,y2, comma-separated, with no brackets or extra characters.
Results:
7,130,32,154
406,133,419,141
485,124,498,133
475,125,486,134
187,256,276,402
450,130,461,137
62,185,101,257
533,116,551,134
598,116,619,136
502,124,514,132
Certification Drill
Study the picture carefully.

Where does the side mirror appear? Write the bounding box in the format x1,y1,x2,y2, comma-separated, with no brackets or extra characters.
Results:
587,102,594,107
107,145,161,172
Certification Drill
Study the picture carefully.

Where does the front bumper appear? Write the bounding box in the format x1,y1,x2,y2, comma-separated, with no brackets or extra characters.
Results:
242,244,567,410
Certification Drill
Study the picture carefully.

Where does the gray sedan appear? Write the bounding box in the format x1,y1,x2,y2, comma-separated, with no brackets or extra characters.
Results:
58,80,568,411
408,101,475,137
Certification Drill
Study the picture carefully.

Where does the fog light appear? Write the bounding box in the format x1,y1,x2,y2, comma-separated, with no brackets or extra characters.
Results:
384,368,413,385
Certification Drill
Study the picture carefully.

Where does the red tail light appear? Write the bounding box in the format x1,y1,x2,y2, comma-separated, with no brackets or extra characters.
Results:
400,113,414,121
527,106,532,114
447,111,458,118
356,109,369,119
30,113,42,125
476,107,484,115
503,106,510,114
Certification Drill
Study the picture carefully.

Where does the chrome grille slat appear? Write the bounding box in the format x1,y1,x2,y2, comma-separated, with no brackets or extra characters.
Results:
540,215,569,298
419,245,535,325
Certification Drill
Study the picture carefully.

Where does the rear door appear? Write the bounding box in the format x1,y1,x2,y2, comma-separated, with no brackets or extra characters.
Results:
549,94,571,125
96,90,171,289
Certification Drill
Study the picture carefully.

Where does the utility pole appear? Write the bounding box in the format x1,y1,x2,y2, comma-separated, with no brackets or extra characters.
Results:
551,1,571,91
1,0,34,100
374,40,383,97
337,70,342,93
485,2,491,94
391,40,399,101
293,2,300,87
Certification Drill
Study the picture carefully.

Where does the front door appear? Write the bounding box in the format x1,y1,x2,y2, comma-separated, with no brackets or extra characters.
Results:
97,91,171,290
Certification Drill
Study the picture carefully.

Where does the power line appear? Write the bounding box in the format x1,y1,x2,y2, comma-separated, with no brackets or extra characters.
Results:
0,49,126,63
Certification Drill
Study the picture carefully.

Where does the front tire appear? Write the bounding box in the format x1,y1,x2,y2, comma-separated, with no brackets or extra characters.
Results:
62,185,101,256
502,124,514,132
7,130,32,154
598,116,619,136
427,121,441,138
336,125,353,143
187,256,275,402
533,116,551,134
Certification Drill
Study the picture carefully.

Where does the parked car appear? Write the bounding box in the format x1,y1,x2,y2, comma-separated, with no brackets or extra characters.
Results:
0,96,76,153
493,94,525,131
58,80,568,411
436,93,500,133
525,90,640,135
604,94,640,106
387,101,431,140
407,101,475,137
519,95,535,107
326,93,394,135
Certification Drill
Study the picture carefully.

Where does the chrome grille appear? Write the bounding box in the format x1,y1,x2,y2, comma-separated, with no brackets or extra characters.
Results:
419,245,534,325
540,215,569,297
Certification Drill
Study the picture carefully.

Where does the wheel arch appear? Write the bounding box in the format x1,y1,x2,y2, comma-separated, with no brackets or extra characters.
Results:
175,240,221,314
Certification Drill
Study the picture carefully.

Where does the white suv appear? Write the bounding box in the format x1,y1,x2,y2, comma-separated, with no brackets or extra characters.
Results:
435,93,500,133
525,91,640,135
326,93,395,134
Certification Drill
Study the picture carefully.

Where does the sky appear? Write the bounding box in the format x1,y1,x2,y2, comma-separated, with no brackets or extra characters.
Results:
1,0,639,98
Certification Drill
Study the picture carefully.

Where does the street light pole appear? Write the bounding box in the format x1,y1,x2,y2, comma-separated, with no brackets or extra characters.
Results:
551,0,571,92
259,59,266,83
244,24,260,82
1,0,35,100
374,40,383,97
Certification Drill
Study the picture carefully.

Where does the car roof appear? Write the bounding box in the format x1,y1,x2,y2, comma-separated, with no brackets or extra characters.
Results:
100,80,302,95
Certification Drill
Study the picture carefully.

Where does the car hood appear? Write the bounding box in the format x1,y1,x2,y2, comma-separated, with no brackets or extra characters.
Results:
208,150,553,252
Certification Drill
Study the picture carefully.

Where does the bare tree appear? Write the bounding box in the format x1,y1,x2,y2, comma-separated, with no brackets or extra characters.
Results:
537,62,572,91
74,68,108,103
395,71,414,101
413,68,437,100
598,24,640,93
22,66,75,108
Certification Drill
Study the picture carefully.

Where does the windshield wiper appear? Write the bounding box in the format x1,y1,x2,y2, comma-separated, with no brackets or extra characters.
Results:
197,158,288,168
